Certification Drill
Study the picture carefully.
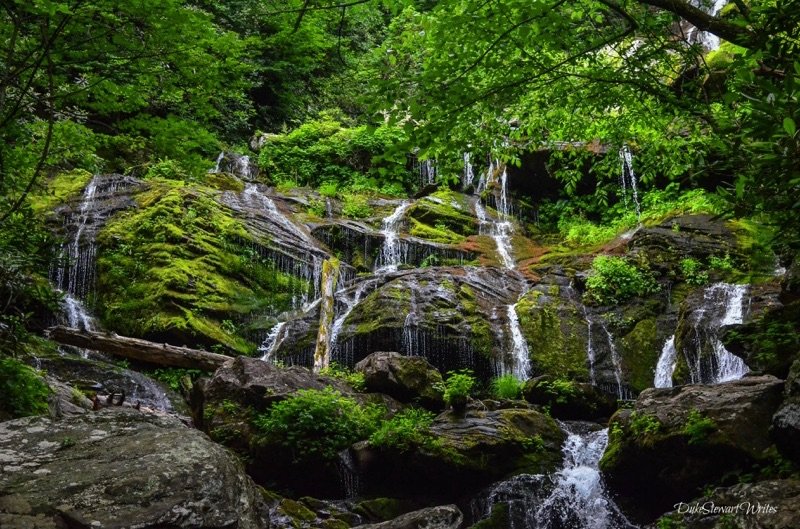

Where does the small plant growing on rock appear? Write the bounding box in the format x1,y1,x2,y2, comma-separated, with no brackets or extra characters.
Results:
320,362,366,392
491,375,523,400
436,370,476,412
342,194,372,219
683,409,717,445
369,408,439,452
680,258,708,285
254,387,382,462
630,412,662,438
584,255,659,305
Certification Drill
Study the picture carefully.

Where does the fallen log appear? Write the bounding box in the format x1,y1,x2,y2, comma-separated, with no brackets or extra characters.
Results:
46,326,231,371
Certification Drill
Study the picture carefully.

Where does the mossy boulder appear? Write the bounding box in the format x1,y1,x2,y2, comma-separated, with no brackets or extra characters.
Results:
600,375,785,522
354,404,564,502
772,358,800,463
351,505,463,529
515,287,589,381
522,376,616,421
355,352,445,410
406,189,477,244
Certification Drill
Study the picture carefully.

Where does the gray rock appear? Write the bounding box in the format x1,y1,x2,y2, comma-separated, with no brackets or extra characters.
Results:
773,359,800,463
352,505,463,529
0,408,268,529
601,375,785,521
654,479,800,529
355,352,444,409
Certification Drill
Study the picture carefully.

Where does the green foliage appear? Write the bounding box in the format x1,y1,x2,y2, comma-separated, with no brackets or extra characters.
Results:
306,199,327,218
254,387,382,462
680,258,709,286
258,116,412,191
144,159,189,182
491,374,523,399
0,358,50,418
319,362,367,392
342,195,373,219
435,370,476,408
151,368,204,392
708,253,735,274
584,255,659,305
683,409,717,446
537,378,578,405
629,412,662,438
369,408,439,452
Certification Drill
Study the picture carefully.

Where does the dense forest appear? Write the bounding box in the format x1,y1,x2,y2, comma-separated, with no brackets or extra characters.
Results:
1,1,799,528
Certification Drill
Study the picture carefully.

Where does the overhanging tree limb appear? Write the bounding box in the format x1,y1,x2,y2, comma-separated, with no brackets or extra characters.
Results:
638,0,757,47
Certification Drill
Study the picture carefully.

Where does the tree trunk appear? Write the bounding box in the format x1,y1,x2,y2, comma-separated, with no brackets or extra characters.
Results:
46,326,231,371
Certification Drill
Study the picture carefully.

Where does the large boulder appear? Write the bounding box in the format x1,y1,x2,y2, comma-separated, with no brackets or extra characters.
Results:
600,375,785,522
355,352,444,409
352,505,463,529
354,404,564,502
522,376,616,421
772,358,800,463
0,408,268,529
655,479,800,529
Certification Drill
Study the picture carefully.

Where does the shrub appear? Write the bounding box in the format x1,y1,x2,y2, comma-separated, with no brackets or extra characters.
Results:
306,198,327,218
584,255,659,305
683,409,717,445
369,408,438,452
630,412,662,437
491,374,523,399
680,258,709,285
436,370,476,409
708,253,735,273
342,194,372,219
0,358,50,418
151,367,204,392
254,387,382,462
318,181,339,197
145,158,188,181
319,362,366,392
538,378,578,404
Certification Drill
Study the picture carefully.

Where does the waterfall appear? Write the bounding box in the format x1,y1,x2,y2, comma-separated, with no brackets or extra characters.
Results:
681,283,750,384
330,283,370,362
507,303,530,380
689,0,728,50
654,335,677,388
259,321,287,363
463,152,476,190
378,202,411,272
337,449,361,499
209,152,258,179
476,159,494,194
62,294,96,333
418,159,437,187
582,307,596,385
533,424,637,529
618,146,640,220
210,152,224,173
600,323,627,400
474,197,515,270
472,423,637,529
313,258,341,372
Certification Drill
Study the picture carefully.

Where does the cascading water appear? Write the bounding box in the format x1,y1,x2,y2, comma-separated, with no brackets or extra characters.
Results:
472,422,637,529
378,202,411,272
618,146,640,220
330,283,370,365
474,191,515,269
419,159,437,187
463,152,476,190
63,293,96,332
600,323,629,400
682,282,750,384
582,307,596,385
507,302,530,380
259,321,287,363
689,0,728,50
653,335,677,388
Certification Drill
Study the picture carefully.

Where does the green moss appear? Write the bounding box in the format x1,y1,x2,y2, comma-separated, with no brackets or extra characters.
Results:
409,218,465,244
619,318,661,393
353,498,411,522
728,218,777,281
0,357,51,418
516,291,589,380
29,169,94,215
406,189,476,244
279,499,317,523
469,503,510,529
96,179,312,354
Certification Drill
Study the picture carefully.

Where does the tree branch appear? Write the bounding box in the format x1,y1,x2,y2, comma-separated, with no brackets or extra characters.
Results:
638,0,756,47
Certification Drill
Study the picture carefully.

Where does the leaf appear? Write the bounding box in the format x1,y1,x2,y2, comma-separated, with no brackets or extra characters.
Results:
784,117,797,137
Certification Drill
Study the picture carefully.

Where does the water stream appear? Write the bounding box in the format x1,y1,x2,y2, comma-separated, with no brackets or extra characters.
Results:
653,336,677,388
507,302,530,380
377,202,411,272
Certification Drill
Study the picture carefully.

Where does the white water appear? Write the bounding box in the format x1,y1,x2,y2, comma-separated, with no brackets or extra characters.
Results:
378,202,411,272
507,303,530,380
474,179,515,270
533,425,636,529
63,293,95,333
419,159,437,186
463,152,476,190
329,283,369,358
259,321,287,363
619,145,640,219
474,423,636,529
476,159,494,194
210,152,224,173
654,335,677,388
582,307,597,385
691,0,729,50
710,283,749,382
601,323,626,400
243,184,313,244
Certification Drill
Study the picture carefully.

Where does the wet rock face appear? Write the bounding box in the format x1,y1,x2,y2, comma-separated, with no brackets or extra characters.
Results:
630,214,738,267
522,376,616,421
601,375,785,522
332,267,529,381
354,405,564,501
355,352,444,410
772,359,800,463
0,409,268,529
352,505,463,529
657,479,800,529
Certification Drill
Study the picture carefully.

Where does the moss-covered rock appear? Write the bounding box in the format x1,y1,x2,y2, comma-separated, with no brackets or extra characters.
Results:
523,376,616,421
406,189,477,244
355,352,444,410
601,375,785,522
354,404,564,502
515,288,589,381
618,317,661,393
